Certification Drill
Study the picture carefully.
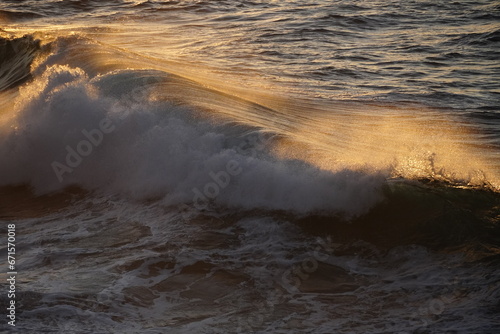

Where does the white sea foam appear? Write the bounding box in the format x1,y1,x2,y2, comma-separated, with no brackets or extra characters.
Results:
0,64,384,216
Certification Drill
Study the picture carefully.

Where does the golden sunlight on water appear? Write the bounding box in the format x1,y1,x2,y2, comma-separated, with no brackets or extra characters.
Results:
269,103,500,190
2,26,498,193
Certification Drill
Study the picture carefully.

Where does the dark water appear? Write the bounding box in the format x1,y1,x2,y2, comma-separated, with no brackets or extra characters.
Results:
0,1,499,333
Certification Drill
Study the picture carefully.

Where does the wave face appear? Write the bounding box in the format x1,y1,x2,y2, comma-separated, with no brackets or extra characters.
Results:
0,34,40,91
0,60,384,217
0,1,499,333
0,35,497,215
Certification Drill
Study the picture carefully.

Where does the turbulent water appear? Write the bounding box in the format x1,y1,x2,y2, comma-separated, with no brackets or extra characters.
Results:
0,1,499,333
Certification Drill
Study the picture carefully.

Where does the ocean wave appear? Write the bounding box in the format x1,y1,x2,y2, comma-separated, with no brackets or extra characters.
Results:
0,34,41,91
0,9,44,21
0,3,499,332
0,32,498,220
0,62,385,217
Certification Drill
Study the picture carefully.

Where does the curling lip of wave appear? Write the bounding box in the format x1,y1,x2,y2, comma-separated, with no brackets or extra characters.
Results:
0,63,385,217
0,33,498,218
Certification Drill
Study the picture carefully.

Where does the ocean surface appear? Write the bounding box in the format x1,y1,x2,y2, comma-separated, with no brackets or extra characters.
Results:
0,0,499,333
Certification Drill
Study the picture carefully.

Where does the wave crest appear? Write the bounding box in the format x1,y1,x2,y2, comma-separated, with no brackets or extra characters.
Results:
0,64,385,217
